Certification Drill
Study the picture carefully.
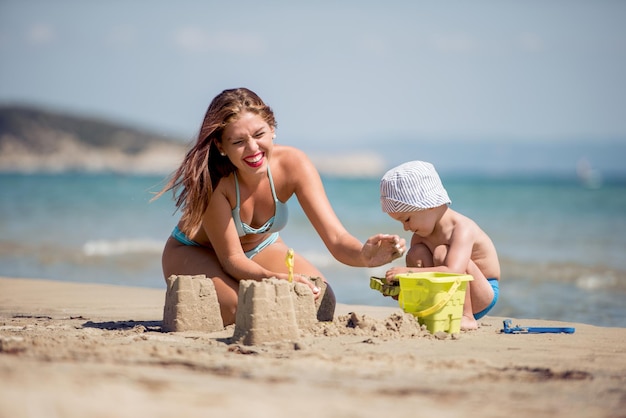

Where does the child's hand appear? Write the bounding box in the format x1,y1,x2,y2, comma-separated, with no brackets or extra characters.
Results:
361,234,406,267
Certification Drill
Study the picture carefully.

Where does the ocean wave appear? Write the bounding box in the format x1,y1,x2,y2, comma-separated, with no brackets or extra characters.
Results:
83,239,164,256
500,257,626,292
575,274,619,290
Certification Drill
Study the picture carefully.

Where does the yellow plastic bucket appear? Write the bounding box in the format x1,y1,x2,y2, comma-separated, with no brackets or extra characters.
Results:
397,272,473,334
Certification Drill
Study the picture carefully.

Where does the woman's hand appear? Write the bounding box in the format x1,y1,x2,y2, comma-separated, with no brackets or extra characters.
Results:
295,274,321,299
360,234,406,267
275,272,321,299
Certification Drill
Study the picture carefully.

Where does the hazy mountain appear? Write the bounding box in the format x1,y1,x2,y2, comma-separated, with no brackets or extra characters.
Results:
0,105,187,174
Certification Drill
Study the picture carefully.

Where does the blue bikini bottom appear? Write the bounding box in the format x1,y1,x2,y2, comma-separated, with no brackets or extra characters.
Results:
171,226,279,259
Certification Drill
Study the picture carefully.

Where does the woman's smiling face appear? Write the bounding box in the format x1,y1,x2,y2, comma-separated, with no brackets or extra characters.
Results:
219,111,275,172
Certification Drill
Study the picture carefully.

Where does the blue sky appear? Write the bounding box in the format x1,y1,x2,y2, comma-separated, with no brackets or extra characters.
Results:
1,1,625,175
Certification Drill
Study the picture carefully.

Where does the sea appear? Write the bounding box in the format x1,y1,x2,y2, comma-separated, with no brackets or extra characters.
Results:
1,172,625,328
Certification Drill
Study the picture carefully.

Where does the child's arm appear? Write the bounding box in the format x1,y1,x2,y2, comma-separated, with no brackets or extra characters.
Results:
436,224,475,274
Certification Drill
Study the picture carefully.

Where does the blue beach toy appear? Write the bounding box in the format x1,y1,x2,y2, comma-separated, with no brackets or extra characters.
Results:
501,319,575,334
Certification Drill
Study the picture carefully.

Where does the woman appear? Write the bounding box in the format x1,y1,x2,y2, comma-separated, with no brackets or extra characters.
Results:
156,88,406,325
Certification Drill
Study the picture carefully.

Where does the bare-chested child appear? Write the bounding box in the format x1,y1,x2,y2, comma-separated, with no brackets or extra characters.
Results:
379,161,500,330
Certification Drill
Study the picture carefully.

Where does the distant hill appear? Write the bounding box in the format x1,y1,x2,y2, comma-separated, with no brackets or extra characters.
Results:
0,105,390,178
0,105,188,174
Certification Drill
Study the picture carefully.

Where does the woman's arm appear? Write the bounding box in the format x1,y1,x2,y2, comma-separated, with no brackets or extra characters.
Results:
285,148,402,267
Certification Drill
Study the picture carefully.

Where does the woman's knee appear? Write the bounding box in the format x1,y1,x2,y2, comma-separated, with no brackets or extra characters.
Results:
161,237,180,279
212,277,239,326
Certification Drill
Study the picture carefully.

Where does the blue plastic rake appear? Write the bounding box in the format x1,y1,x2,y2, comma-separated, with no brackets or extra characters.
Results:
501,319,575,334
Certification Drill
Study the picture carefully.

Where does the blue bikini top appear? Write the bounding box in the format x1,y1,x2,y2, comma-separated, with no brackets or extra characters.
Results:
231,165,289,237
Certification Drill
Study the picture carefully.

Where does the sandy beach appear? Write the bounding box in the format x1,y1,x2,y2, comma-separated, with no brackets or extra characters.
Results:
0,276,624,418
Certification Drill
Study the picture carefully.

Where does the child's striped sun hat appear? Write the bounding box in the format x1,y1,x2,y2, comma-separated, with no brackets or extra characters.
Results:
380,160,451,213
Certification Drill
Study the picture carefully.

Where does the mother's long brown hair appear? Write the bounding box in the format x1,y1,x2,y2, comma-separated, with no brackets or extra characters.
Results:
154,88,277,237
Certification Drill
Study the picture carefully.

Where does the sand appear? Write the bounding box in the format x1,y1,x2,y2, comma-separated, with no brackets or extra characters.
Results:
1,276,625,418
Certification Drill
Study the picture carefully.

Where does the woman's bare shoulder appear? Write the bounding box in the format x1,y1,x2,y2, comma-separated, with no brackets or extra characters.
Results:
273,145,315,172
272,145,321,196
273,144,308,160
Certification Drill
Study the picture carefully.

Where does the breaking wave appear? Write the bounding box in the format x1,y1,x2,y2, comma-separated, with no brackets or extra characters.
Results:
83,239,163,256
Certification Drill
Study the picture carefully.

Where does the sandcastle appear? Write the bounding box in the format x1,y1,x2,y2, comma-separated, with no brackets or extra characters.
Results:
162,274,224,332
232,278,319,345
163,274,331,345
